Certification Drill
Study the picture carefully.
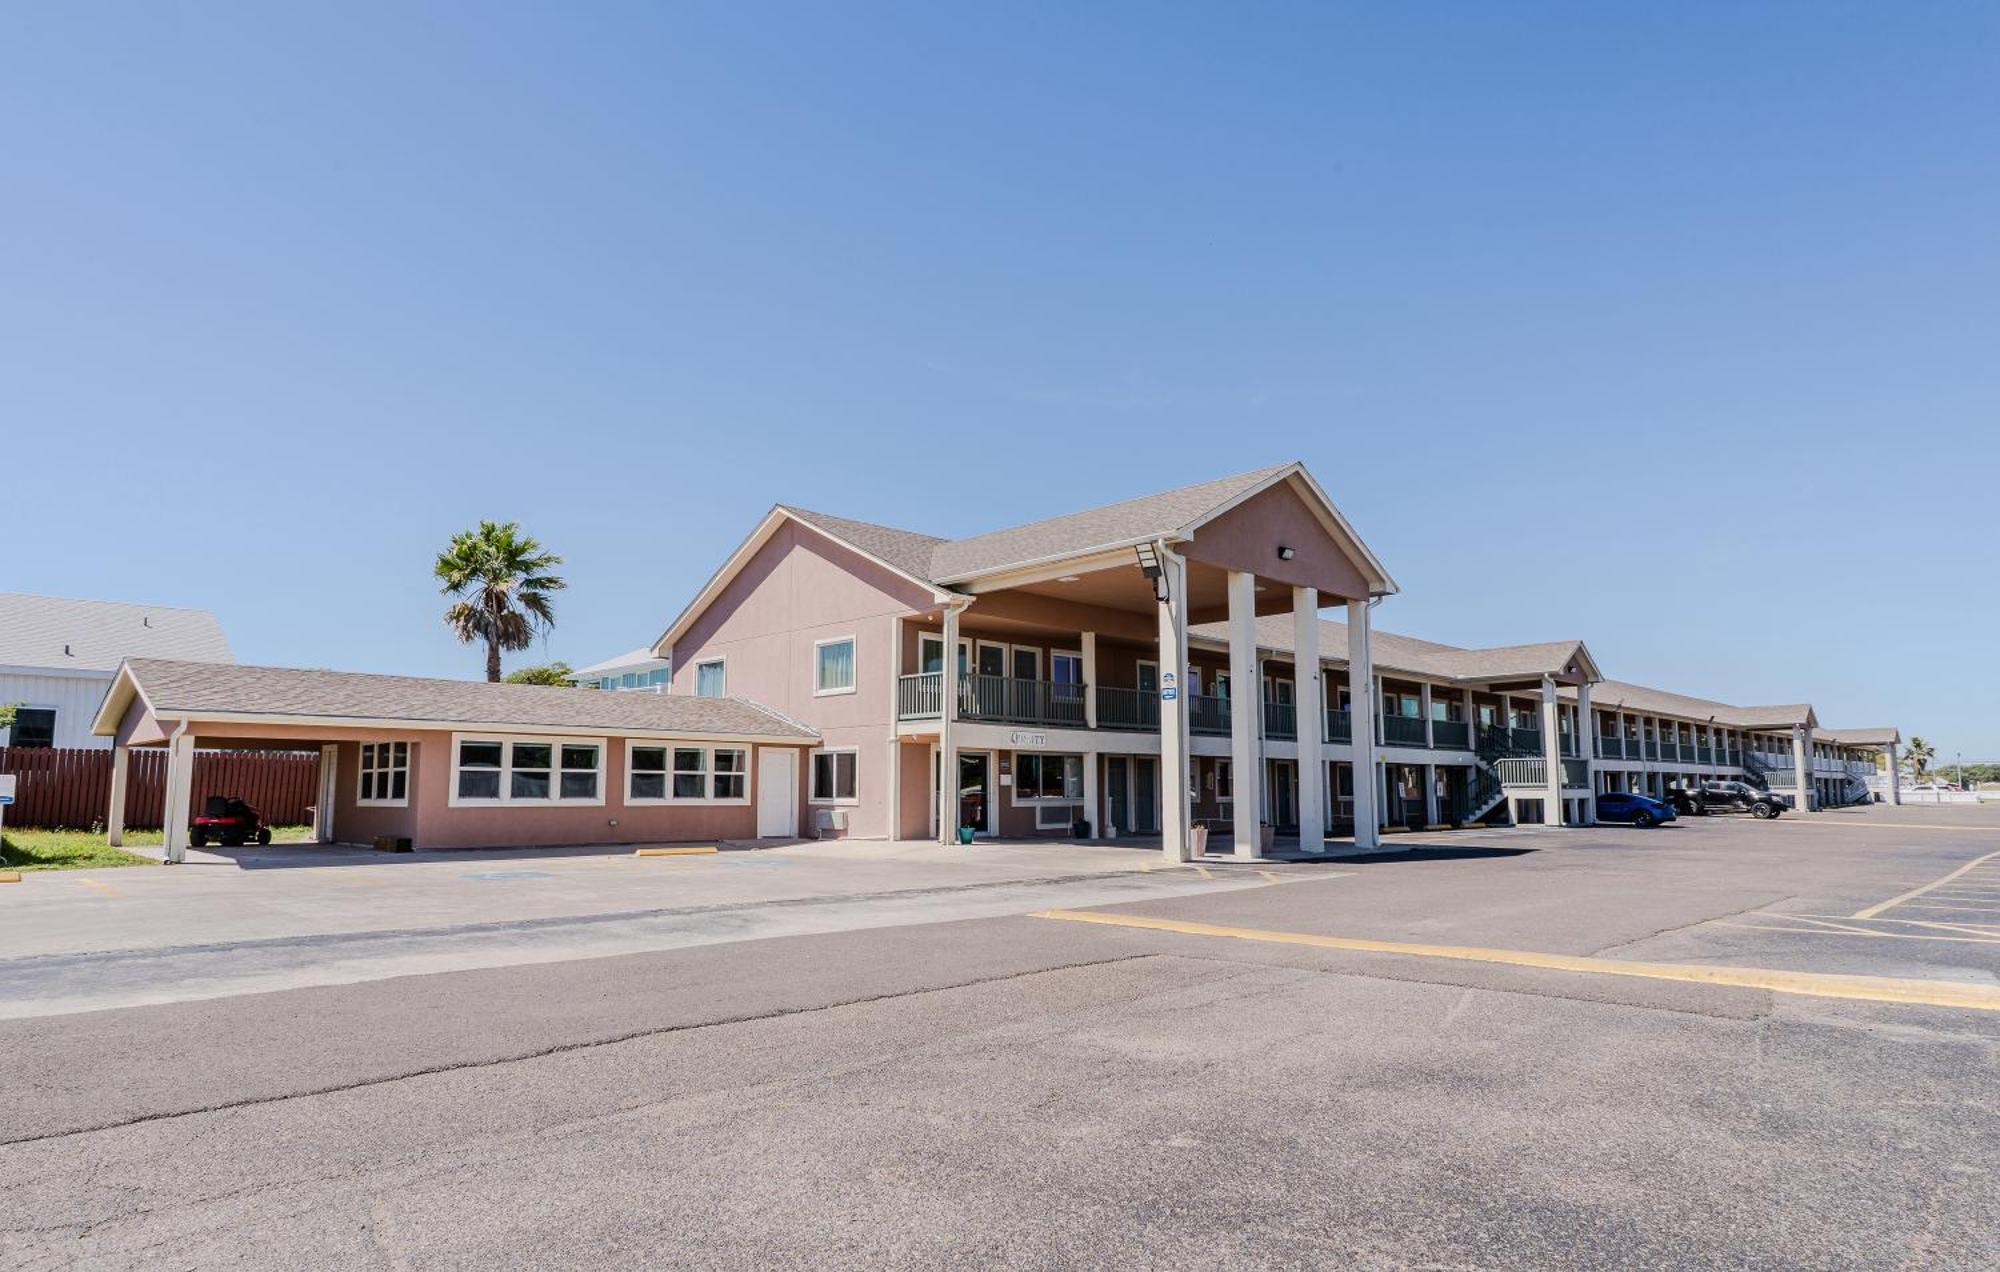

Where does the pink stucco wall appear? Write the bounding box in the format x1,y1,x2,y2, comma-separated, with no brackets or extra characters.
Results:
672,520,938,839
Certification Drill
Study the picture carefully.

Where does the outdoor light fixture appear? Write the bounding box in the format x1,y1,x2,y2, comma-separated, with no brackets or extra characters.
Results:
1133,542,1168,602
1277,545,1296,561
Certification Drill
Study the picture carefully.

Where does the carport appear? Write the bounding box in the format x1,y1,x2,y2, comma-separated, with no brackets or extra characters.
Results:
90,659,820,862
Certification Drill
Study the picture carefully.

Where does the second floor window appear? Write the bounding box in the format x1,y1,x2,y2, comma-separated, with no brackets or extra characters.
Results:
815,638,856,695
696,660,726,698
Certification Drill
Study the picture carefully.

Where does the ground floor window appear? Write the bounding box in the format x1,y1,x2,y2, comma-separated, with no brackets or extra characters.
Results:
451,735,605,806
630,743,750,805
6,707,55,749
357,740,410,805
811,748,858,803
1015,752,1083,801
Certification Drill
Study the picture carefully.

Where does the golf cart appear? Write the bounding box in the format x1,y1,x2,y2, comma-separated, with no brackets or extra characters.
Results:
191,795,273,848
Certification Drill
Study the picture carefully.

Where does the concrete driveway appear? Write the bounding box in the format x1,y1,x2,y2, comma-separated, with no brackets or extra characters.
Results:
3,805,1996,1268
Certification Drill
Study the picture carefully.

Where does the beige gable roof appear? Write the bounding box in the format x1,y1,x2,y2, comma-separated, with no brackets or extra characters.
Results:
1563,679,1816,730
1820,727,1900,747
1189,613,1594,685
97,659,818,741
776,464,1393,591
779,506,949,584
0,593,232,673
927,465,1296,582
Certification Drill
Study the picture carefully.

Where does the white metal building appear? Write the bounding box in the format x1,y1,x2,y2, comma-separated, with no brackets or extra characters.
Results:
0,593,233,750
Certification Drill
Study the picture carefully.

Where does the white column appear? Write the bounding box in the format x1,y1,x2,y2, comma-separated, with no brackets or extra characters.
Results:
1540,676,1564,826
1790,724,1813,812
1347,599,1380,850
1886,742,1902,805
1082,751,1100,839
1423,763,1440,827
1292,586,1323,853
1575,682,1596,823
1158,550,1192,862
313,743,338,843
1081,631,1098,729
106,744,130,847
1419,681,1435,749
162,729,196,865
886,736,902,840
1226,570,1263,860
939,604,962,844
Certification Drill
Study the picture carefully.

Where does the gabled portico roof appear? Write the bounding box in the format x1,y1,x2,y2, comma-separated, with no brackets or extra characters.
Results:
654,462,1396,655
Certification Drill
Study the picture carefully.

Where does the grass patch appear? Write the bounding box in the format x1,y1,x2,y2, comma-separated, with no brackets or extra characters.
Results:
1,829,158,871
0,824,314,871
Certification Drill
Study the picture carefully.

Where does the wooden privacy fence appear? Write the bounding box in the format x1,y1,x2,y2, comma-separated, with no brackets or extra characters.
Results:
0,747,321,831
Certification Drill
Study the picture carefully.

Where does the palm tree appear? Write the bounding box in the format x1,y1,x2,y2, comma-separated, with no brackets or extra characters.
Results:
1904,735,1936,781
434,521,567,682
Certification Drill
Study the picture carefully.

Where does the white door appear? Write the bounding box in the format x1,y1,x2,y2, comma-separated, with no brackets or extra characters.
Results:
757,749,798,838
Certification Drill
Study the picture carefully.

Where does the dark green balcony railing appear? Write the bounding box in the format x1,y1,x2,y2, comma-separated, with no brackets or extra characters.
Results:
897,672,942,719
1431,720,1471,750
1189,694,1231,736
1262,700,1296,741
1382,715,1428,747
1094,685,1158,731
1326,708,1352,744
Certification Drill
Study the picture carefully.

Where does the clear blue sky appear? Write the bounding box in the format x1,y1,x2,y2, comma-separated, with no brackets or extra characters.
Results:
6,4,1995,755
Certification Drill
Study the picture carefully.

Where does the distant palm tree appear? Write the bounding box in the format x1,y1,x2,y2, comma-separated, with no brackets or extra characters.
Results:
434,521,566,682
1905,735,1936,780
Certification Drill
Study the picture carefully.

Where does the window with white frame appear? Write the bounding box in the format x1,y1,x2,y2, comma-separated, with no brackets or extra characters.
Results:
1014,752,1083,802
811,748,858,803
357,741,410,806
815,637,856,695
630,743,750,804
695,659,726,698
451,736,604,805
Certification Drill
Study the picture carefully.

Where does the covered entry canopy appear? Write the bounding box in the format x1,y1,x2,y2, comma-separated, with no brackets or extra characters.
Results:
92,659,819,860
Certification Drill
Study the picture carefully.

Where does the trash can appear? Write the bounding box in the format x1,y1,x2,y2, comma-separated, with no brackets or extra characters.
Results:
957,826,976,846
1190,824,1209,855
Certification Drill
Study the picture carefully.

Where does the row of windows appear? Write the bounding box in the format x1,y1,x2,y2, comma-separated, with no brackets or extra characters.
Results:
687,638,859,701
598,668,671,691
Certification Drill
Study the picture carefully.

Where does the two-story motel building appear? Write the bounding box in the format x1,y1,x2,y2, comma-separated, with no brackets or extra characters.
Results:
651,462,1900,862
97,462,1896,862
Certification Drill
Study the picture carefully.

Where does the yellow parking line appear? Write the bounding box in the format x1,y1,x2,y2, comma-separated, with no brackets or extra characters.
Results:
1852,850,2000,920
634,845,719,858
1031,909,2000,1012
1716,922,2000,946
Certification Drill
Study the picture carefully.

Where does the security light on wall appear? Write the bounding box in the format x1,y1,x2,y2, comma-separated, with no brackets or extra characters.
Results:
1277,545,1296,561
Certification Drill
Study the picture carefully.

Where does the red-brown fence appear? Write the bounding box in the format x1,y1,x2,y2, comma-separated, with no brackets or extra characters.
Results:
0,747,321,831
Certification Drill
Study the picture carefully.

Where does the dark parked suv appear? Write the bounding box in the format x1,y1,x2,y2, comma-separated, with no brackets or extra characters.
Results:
1666,780,1787,820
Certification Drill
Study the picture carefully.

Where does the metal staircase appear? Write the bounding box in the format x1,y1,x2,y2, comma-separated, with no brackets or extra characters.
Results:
1740,750,1772,791
1466,724,1541,824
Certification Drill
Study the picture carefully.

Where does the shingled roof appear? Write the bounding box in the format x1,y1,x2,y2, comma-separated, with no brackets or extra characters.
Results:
781,463,1377,586
1562,678,1817,730
94,659,819,742
1189,613,1595,685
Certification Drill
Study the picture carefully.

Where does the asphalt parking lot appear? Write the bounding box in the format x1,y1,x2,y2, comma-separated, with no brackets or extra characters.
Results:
3,805,1997,1268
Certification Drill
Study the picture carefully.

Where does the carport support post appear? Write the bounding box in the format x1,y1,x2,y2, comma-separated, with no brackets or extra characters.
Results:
1346,599,1380,851
1226,571,1262,860
1885,742,1901,805
162,729,196,865
1540,676,1564,826
1575,681,1596,824
1790,725,1813,812
1157,548,1191,863
939,602,963,844
1292,586,1323,852
106,744,130,846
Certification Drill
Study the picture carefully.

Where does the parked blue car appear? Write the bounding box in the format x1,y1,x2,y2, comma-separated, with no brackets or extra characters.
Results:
1597,792,1677,828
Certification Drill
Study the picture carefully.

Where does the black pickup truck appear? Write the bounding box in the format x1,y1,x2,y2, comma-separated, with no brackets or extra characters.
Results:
1666,780,1788,820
